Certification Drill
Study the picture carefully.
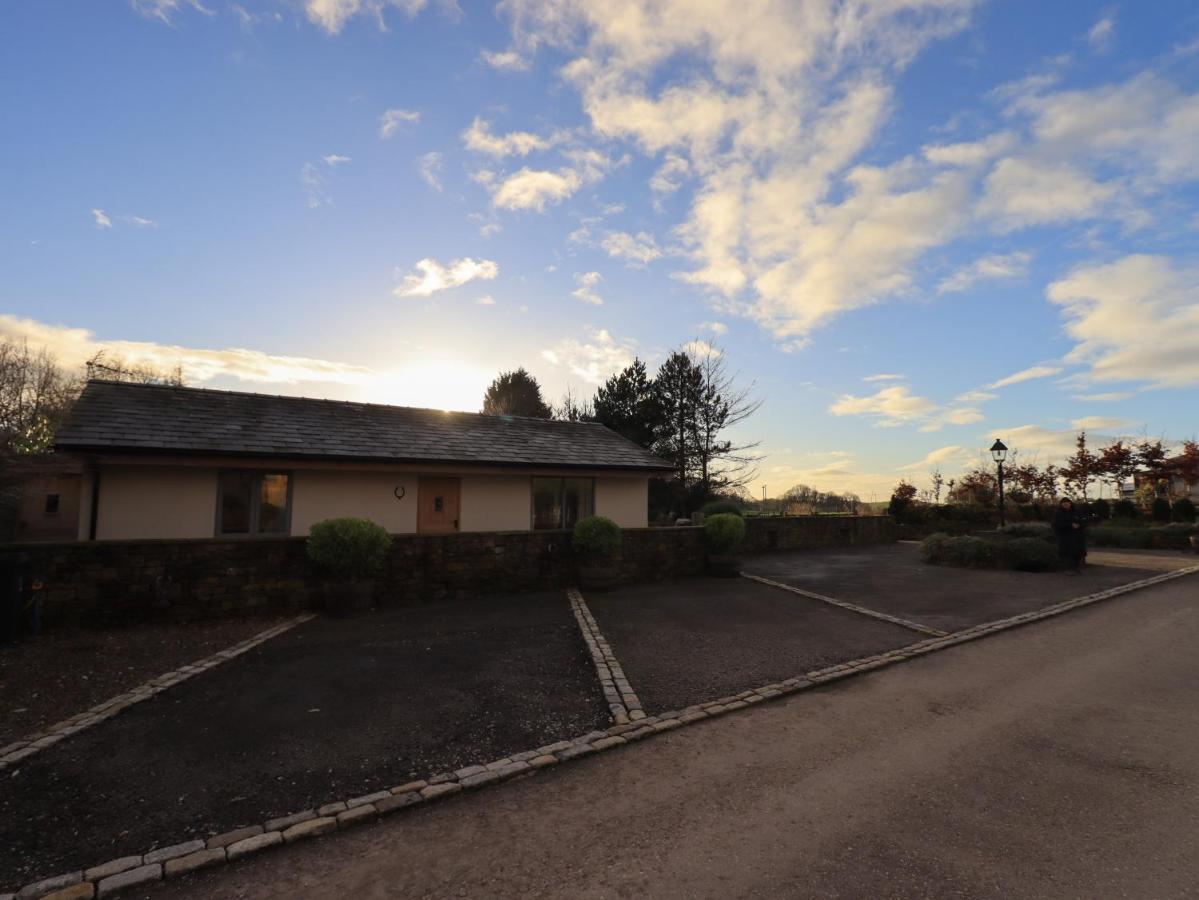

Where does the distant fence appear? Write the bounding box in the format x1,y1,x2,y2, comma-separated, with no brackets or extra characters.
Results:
1,516,895,629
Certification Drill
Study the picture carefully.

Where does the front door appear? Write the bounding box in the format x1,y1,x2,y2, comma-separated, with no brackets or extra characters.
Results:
417,477,460,533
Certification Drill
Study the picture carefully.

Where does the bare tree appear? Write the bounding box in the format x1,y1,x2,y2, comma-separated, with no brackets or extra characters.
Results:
0,339,82,456
688,341,761,497
85,351,185,386
553,385,594,422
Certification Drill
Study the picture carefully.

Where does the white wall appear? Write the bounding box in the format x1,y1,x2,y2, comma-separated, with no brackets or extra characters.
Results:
460,475,531,531
92,466,218,540
291,470,417,535
595,477,649,528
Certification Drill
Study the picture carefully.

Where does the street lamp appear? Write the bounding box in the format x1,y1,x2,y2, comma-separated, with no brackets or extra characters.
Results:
990,438,1008,529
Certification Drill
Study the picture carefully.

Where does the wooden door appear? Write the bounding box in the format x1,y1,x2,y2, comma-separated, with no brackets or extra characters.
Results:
417,477,460,533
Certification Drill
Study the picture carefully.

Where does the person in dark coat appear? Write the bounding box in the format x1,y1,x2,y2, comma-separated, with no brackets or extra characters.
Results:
1052,498,1087,573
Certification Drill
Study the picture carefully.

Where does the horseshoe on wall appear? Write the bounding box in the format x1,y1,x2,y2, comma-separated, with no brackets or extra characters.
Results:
394,485,406,501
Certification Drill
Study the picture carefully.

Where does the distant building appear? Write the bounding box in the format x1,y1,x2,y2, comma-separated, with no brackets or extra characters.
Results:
3,454,83,542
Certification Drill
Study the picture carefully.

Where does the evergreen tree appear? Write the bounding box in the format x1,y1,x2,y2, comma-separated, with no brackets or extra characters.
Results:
592,358,659,447
481,368,553,419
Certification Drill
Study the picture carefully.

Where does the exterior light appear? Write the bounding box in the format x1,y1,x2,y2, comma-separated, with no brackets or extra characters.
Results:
990,439,1008,464
990,439,1008,528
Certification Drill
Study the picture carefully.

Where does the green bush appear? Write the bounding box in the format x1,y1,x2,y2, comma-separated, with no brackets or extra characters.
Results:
1149,522,1199,549
1090,498,1111,521
700,500,743,518
1000,538,1060,572
999,522,1053,541
945,535,998,568
704,513,746,553
1172,497,1197,523
920,532,952,563
307,518,393,580
572,515,621,562
1151,497,1172,522
1112,499,1139,520
1089,525,1153,549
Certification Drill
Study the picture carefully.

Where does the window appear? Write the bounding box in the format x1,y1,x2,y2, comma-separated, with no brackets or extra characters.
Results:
532,477,594,530
44,493,60,515
218,471,291,536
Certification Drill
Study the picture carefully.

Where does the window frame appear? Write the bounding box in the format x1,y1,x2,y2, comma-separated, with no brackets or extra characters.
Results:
44,493,61,515
530,476,595,531
215,469,293,538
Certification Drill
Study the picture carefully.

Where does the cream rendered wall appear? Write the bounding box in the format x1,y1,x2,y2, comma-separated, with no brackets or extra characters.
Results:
459,474,531,532
94,466,218,540
290,470,417,535
595,477,649,528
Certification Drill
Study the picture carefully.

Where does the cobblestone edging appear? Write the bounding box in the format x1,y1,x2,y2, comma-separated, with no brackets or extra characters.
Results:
0,615,315,773
740,572,948,636
7,567,1195,900
567,587,646,725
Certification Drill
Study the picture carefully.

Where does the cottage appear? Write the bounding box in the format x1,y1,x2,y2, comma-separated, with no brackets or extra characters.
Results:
54,381,671,541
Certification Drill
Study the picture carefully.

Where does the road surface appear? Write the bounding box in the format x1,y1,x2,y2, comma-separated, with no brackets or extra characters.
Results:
143,576,1199,900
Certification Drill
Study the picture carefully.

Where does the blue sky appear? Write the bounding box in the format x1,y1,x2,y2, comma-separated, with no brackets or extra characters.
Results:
3,0,1198,500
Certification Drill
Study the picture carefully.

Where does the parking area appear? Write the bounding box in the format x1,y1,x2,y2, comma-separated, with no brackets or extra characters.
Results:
585,577,919,712
742,543,1166,632
0,591,607,885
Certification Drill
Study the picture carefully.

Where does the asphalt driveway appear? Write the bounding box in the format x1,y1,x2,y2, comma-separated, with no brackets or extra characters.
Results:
585,576,918,712
0,591,607,885
743,543,1164,632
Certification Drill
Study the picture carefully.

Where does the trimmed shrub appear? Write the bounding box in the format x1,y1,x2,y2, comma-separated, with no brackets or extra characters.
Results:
1000,538,1060,572
1172,497,1197,523
700,500,743,518
944,535,998,568
307,517,393,580
704,513,746,553
1112,499,1139,520
1151,497,1173,522
1091,498,1111,521
920,532,952,563
572,515,622,562
999,522,1053,541
1149,522,1199,549
1089,525,1153,549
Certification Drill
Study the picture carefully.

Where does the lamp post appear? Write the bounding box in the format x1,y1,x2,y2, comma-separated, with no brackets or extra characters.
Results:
990,438,1008,529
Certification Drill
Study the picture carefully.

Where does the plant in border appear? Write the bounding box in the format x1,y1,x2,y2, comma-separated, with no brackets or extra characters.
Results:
703,512,746,577
572,515,622,591
306,517,393,615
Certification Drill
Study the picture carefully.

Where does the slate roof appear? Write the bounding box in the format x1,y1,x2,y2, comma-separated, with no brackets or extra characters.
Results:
56,380,672,472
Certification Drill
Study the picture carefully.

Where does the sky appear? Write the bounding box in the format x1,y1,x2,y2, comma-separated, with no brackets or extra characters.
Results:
2,0,1198,502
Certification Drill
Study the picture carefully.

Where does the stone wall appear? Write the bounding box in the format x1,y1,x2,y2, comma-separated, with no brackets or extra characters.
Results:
2,515,894,628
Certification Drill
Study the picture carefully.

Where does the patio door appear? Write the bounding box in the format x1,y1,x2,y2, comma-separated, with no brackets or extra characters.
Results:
417,477,460,533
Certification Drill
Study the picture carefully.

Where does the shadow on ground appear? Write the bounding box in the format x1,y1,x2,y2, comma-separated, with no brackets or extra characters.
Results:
585,576,918,713
742,543,1164,632
0,591,607,885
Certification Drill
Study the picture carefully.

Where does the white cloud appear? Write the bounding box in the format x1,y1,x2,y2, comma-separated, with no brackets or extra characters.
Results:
1071,416,1127,431
394,257,499,298
571,271,604,306
650,153,690,195
305,0,430,35
541,328,636,384
131,0,212,24
378,107,420,139
1087,15,1115,52
125,215,157,228
475,294,496,305
480,49,529,71
0,314,372,386
1046,254,1199,388
937,251,1031,294
322,154,351,167
978,158,1117,231
300,162,330,208
462,117,555,157
1071,391,1134,402
899,445,969,471
91,209,112,229
829,386,937,427
491,168,581,211
700,321,728,335
601,231,661,266
418,152,443,191
987,365,1062,389
863,373,904,382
